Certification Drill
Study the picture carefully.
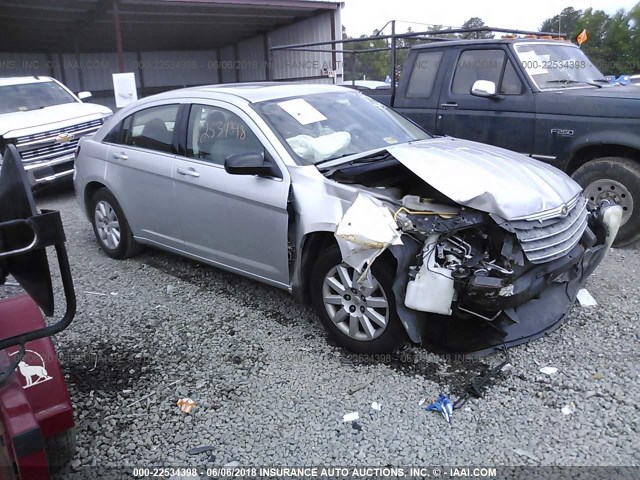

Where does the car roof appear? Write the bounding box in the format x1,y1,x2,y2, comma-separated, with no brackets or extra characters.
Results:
0,76,55,87
145,82,350,104
412,38,574,50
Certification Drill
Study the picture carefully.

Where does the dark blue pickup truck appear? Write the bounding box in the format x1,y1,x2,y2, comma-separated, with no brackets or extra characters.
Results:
365,38,640,246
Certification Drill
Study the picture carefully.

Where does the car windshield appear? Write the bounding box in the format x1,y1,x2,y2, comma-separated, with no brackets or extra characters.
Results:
253,91,430,165
0,81,77,114
514,43,608,90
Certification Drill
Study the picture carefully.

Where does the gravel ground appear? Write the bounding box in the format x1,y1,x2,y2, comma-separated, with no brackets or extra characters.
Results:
21,185,640,473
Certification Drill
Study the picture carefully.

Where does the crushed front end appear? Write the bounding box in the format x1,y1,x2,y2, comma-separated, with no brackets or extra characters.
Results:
390,194,621,356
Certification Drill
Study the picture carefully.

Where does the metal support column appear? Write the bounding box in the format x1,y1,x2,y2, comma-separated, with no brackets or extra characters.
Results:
112,0,125,72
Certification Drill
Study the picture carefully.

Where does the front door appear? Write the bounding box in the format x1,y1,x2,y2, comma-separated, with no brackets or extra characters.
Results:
172,102,291,287
435,47,536,154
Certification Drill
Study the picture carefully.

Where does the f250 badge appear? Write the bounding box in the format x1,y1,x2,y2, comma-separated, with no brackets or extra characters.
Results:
550,128,574,137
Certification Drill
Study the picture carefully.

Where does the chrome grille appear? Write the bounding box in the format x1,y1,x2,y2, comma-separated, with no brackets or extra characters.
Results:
510,196,588,264
13,119,103,164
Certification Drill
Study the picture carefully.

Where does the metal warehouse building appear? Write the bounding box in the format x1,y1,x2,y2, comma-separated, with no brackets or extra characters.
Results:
0,0,343,108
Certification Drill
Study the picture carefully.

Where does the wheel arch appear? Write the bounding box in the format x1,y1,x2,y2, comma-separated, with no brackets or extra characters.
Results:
83,181,108,220
566,144,640,175
293,230,337,304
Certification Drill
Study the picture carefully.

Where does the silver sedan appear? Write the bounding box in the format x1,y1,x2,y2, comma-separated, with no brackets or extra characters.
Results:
74,83,622,355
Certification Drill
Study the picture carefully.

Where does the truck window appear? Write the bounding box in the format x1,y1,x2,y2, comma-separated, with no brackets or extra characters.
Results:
406,51,443,98
452,49,523,95
500,61,525,95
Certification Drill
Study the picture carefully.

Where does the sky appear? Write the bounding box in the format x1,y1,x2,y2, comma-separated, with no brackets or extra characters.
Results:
341,0,639,36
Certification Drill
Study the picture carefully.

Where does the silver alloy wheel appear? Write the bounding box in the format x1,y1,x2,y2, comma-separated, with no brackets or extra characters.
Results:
584,178,634,225
322,264,389,341
94,200,121,250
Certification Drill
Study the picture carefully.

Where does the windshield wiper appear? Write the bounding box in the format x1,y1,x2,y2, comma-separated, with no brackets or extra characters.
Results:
317,150,392,171
545,79,602,88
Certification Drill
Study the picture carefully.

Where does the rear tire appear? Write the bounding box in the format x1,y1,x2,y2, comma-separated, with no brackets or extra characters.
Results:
571,157,640,246
310,245,407,354
45,428,76,473
90,188,142,259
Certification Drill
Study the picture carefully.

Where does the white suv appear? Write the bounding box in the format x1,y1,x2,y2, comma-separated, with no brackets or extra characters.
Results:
0,76,112,186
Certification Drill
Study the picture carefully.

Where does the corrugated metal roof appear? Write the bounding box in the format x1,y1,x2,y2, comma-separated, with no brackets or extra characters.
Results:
0,0,341,52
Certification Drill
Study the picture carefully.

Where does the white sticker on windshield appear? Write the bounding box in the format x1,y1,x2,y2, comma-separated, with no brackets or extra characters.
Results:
278,98,327,125
518,51,548,75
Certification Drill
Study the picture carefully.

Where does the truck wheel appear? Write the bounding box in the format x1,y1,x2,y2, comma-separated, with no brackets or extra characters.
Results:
90,188,142,259
572,157,640,246
45,428,76,472
310,245,408,354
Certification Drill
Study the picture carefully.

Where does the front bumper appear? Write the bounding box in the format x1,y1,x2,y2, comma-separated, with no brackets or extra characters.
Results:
24,154,75,186
404,204,622,357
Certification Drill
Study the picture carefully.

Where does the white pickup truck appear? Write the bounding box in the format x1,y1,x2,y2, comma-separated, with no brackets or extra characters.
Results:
0,76,112,186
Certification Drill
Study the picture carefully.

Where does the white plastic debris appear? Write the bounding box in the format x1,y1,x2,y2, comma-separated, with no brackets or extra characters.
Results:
561,402,576,415
343,411,359,422
335,194,403,273
577,288,597,306
166,285,176,295
371,402,382,411
540,366,558,376
501,363,514,373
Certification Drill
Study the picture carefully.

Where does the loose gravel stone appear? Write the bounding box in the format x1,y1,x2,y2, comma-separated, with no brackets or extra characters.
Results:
29,185,639,473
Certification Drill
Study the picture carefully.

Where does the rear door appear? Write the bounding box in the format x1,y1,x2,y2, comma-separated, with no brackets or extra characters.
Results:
105,102,182,248
172,101,291,287
434,46,535,154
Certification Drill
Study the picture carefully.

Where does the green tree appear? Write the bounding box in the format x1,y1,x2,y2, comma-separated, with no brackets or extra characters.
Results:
629,4,640,72
575,8,609,67
600,9,635,75
342,28,390,81
460,17,493,39
540,7,583,37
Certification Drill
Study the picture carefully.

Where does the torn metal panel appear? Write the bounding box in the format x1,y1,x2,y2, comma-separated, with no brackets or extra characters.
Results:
386,137,581,221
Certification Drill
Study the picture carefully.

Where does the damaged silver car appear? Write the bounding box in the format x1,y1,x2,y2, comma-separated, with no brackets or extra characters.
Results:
74,84,622,355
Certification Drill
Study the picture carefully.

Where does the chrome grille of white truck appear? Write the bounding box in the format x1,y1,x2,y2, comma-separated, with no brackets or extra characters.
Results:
14,119,103,163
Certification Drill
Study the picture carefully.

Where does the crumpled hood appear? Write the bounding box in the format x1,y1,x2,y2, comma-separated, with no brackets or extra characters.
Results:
387,137,582,220
0,102,112,138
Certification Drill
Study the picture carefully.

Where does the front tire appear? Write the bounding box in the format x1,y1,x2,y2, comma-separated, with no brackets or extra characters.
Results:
90,188,141,259
310,246,407,354
572,157,640,246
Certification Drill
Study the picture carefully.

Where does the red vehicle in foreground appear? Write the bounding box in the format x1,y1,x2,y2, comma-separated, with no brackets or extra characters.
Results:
0,145,76,478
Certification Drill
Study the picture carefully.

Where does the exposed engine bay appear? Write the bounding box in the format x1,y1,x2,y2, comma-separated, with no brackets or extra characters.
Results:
326,156,621,355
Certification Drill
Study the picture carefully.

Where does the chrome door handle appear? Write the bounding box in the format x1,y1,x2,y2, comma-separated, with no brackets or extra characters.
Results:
439,103,458,109
177,167,200,178
112,152,128,160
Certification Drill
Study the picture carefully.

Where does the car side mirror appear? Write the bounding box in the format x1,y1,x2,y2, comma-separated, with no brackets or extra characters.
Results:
224,152,276,177
471,80,497,98
77,91,92,100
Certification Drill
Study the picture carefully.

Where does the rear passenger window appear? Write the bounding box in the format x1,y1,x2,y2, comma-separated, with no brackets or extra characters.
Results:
452,50,505,94
123,104,179,153
406,51,443,98
186,104,264,165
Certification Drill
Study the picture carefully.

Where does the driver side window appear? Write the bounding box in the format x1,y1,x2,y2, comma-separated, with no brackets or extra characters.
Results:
186,104,264,165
